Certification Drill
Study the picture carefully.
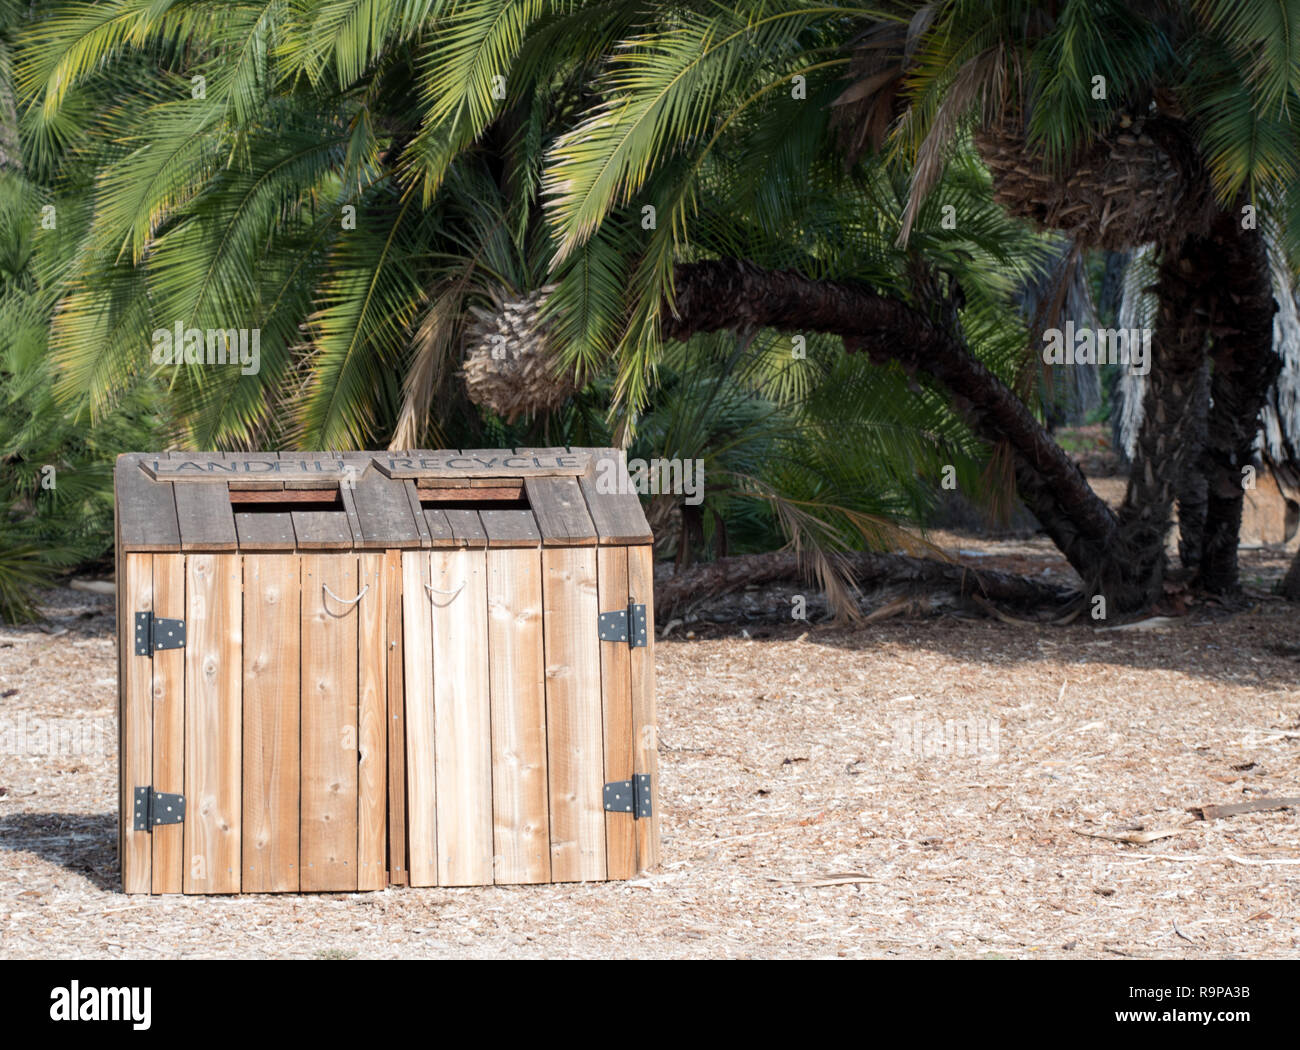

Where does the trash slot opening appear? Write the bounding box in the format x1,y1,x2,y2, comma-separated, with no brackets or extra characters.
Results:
229,488,342,514
417,479,528,510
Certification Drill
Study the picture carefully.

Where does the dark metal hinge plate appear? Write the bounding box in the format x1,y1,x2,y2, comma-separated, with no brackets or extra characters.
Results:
598,603,648,648
134,611,185,656
133,785,185,832
603,774,652,819
598,608,627,643
628,603,648,648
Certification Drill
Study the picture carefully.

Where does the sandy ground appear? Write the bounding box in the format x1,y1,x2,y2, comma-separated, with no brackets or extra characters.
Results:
2,555,1299,960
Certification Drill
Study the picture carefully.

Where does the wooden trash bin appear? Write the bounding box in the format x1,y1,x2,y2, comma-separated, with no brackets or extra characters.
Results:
115,449,658,894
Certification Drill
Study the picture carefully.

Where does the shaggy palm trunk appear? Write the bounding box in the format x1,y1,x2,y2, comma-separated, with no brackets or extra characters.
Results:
1196,211,1281,593
1115,239,1219,607
1175,359,1210,569
1283,549,1300,601
663,260,1126,602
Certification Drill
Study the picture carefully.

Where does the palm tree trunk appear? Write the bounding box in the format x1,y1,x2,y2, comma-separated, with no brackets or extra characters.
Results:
1175,359,1210,569
1196,211,1281,593
1115,235,1221,607
1282,548,1300,601
663,259,1127,602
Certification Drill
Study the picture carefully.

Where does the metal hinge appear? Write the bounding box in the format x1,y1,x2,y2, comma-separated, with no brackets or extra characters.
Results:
598,599,648,648
132,785,185,832
134,611,186,656
603,774,652,819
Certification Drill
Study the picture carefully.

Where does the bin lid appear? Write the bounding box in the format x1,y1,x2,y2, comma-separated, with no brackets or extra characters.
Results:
115,448,652,552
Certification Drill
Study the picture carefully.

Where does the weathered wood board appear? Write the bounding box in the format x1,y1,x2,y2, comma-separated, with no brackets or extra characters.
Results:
118,450,657,893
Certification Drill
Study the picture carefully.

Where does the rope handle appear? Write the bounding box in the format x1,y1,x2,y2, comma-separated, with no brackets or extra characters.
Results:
425,580,465,604
322,582,369,607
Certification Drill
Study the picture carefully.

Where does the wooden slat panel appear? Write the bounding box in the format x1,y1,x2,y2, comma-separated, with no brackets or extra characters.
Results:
432,549,493,886
385,549,408,885
423,506,457,547
628,544,661,873
542,547,606,881
574,447,653,545
291,507,353,550
338,481,365,546
487,547,550,885
242,555,300,893
115,464,125,871
117,455,180,551
300,554,359,891
444,508,487,548
401,551,437,886
234,511,296,550
184,554,242,893
350,468,422,548
357,552,387,890
121,553,153,893
170,453,238,551
480,508,540,547
151,554,186,893
525,476,598,546
597,546,636,880
402,480,433,548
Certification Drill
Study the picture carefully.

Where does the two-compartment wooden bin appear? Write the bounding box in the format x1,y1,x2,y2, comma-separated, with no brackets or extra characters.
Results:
115,449,658,894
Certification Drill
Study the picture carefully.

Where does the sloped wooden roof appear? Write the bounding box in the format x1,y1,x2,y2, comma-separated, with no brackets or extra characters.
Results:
115,448,651,552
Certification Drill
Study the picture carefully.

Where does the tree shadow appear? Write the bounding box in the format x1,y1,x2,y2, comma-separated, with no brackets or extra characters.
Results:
674,606,1300,689
0,811,120,892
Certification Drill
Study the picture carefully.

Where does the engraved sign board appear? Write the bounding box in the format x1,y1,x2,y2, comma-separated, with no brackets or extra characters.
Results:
140,456,353,483
373,452,590,479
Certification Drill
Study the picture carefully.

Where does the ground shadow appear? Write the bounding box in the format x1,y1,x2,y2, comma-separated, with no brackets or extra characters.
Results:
664,605,1300,689
0,811,119,892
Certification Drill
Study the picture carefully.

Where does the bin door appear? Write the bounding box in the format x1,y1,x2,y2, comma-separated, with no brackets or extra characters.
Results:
402,544,613,887
122,552,386,894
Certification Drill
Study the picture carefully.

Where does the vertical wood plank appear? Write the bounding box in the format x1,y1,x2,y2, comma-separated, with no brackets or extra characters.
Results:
432,549,493,886
542,547,607,882
385,549,408,886
357,552,387,890
151,554,186,893
242,554,300,893
184,554,242,893
115,460,125,874
487,547,550,885
401,551,437,887
300,554,359,891
597,546,636,880
121,554,153,893
628,544,660,873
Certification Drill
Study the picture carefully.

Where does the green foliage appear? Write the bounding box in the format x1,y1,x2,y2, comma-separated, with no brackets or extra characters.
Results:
0,0,1138,619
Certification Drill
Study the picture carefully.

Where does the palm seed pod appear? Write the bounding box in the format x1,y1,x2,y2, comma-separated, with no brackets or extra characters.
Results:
973,112,1205,252
460,286,576,422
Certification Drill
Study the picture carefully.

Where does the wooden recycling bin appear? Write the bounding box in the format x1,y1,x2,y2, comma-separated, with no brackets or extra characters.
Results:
114,448,658,894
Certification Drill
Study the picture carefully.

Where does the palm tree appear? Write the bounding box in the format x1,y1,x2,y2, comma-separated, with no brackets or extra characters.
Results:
11,0,1048,617
16,0,1299,619
841,0,1297,599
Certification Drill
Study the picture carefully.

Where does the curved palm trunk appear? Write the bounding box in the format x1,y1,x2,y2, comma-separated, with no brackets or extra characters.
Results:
663,259,1126,602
